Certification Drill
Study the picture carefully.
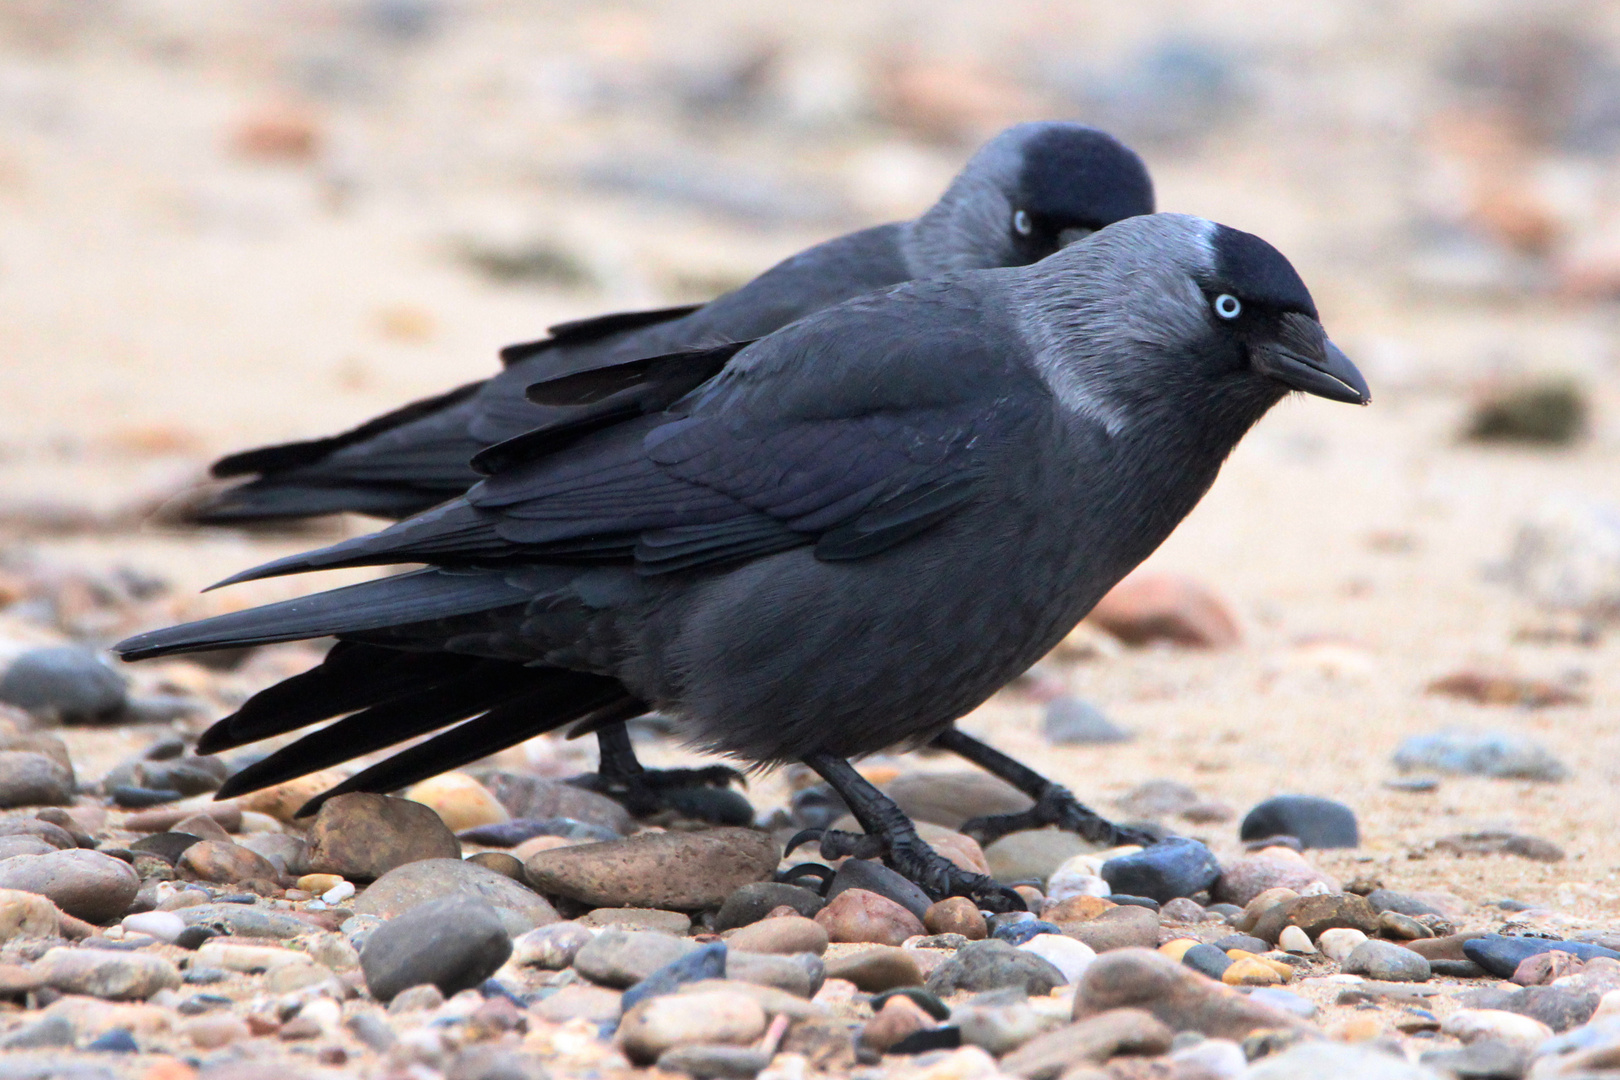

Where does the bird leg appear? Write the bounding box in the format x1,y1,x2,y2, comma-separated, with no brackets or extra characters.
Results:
796,752,1026,913
566,724,747,819
932,727,1156,849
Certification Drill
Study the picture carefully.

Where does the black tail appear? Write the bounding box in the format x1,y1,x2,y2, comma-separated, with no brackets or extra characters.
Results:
114,567,534,661
184,480,453,525
200,641,643,814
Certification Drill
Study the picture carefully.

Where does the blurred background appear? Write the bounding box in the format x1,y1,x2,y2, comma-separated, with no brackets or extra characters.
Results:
0,1,1616,896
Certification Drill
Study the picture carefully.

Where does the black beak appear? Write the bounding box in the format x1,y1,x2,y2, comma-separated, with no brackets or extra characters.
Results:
1252,313,1371,405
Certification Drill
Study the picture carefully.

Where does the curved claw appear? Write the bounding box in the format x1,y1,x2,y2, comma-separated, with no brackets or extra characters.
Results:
784,828,826,859
776,862,836,894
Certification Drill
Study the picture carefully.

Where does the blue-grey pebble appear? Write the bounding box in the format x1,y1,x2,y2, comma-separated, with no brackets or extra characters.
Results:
360,895,512,1002
86,1029,138,1053
621,941,728,1014
1181,943,1233,980
1042,697,1131,745
457,817,620,846
1214,933,1269,953
1105,894,1162,912
1247,987,1317,1019
1239,795,1359,849
1463,935,1620,979
1101,838,1220,903
0,646,127,722
1393,730,1568,781
992,919,1061,946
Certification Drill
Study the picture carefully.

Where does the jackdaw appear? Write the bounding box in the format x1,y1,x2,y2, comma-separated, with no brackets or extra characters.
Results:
118,213,1369,908
186,122,1153,526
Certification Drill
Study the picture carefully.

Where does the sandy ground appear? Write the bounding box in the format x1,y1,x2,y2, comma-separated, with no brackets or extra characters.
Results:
0,1,1617,935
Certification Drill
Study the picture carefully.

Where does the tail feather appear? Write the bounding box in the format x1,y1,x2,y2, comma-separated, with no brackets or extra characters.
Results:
186,481,451,525
296,677,643,815
212,659,551,799
114,569,531,661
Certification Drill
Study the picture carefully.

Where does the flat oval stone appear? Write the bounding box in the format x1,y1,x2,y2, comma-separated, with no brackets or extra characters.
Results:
0,848,139,922
714,882,826,931
359,895,512,1003
1343,940,1432,983
925,939,1065,997
1101,838,1220,903
355,857,560,936
1239,795,1359,850
1464,936,1620,979
525,827,778,911
305,793,461,882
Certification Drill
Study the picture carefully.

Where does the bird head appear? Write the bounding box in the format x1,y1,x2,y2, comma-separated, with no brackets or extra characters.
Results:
904,122,1156,275
1025,213,1369,428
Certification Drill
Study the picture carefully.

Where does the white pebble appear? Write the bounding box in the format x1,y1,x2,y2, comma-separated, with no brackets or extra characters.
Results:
1044,871,1111,903
321,880,356,904
1017,934,1095,984
121,911,186,944
1442,1009,1553,1047
1296,881,1332,897
1316,928,1369,964
1278,925,1316,954
1170,1038,1248,1079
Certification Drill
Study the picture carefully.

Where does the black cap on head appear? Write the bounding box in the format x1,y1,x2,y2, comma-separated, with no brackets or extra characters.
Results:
1211,225,1317,318
1016,125,1156,229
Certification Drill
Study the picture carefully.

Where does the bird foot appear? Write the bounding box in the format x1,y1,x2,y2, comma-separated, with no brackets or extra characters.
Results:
783,827,1026,913
959,783,1156,849
567,765,750,822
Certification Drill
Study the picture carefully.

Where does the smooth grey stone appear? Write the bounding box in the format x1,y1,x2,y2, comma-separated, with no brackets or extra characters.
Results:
0,646,126,722
0,1014,76,1049
177,904,316,939
622,941,728,1013
1365,889,1445,918
1419,1040,1532,1080
924,939,1065,997
1463,935,1620,979
714,882,825,930
1240,795,1359,849
1392,730,1567,782
1100,837,1220,902
657,1044,771,1079
1042,697,1130,744
1343,940,1432,983
360,895,512,1003
1181,943,1232,980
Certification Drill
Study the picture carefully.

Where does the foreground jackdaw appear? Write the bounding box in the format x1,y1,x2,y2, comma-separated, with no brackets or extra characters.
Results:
186,122,1153,526
119,213,1369,908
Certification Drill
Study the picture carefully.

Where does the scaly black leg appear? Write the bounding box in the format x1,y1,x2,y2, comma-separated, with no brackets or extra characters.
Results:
932,727,1155,848
566,725,751,823
789,752,1025,912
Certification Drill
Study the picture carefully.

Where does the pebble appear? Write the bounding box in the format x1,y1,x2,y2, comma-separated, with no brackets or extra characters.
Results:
471,770,633,835
578,907,692,934
177,840,279,886
1001,1006,1173,1078
0,645,127,722
1460,985,1600,1033
1256,892,1380,943
727,950,821,998
986,829,1096,886
404,772,509,832
861,994,938,1053
1042,697,1131,744
1214,849,1336,906
1060,903,1161,953
1072,948,1310,1038
575,929,700,988
953,1000,1045,1056
825,946,923,992
353,857,560,935
1343,939,1432,982
1244,1041,1445,1079
1441,1008,1554,1047
0,849,139,922
1511,950,1586,986
0,1013,76,1049
182,1013,250,1049
305,792,461,881
1045,895,1116,922
827,858,933,922
193,942,311,972
1249,987,1318,1020
715,883,826,930
1086,572,1240,648
1214,933,1268,953
1100,837,1220,903
388,983,445,1013
532,984,622,1023
0,886,62,942
1240,795,1359,849
815,888,925,946
1318,928,1370,964
727,915,828,956
657,1044,772,1079
86,1027,139,1053
925,939,1066,996
1436,830,1566,862
1278,926,1316,954
1392,729,1568,781
1159,897,1208,923
34,946,180,999
1418,1040,1533,1080
618,990,768,1066
1380,911,1433,940
175,903,313,939
526,826,778,910
359,895,512,1002
0,817,76,849
1182,943,1233,979
1464,935,1620,978
1222,957,1280,986
511,921,594,969
882,771,1030,831
623,941,729,1012
994,919,1061,946
448,1046,552,1080
0,751,74,808
119,910,185,943
1017,934,1095,983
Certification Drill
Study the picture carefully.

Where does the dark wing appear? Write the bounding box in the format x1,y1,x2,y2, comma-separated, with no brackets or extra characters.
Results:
216,281,1045,583
498,304,704,367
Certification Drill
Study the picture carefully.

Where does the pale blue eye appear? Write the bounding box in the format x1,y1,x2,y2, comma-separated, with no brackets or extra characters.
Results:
1213,294,1242,319
1013,210,1033,236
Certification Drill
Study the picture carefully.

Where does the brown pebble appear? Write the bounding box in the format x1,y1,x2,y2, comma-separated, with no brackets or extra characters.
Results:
860,994,935,1052
278,1014,323,1040
924,897,987,940
764,904,802,919
305,793,461,882
183,1015,250,1048
245,1013,281,1036
178,841,280,885
1014,885,1044,909
172,814,231,842
464,851,525,881
727,915,829,956
814,888,924,946
1045,895,1117,923
1061,904,1160,953
525,827,779,910
1513,951,1586,986
824,945,924,992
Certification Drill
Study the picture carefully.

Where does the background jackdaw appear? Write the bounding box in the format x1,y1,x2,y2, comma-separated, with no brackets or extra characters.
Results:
118,213,1369,908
